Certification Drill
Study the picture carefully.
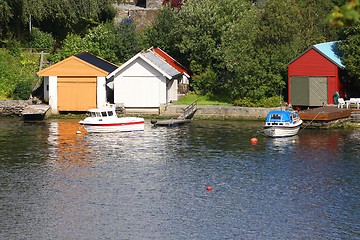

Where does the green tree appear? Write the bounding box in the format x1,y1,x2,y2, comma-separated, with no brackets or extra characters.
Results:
0,0,116,42
141,6,182,61
0,1,13,40
114,20,141,64
49,34,85,63
339,21,360,95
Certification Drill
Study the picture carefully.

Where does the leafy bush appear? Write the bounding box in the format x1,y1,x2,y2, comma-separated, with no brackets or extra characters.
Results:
12,80,32,100
0,49,39,100
30,27,54,49
6,40,21,57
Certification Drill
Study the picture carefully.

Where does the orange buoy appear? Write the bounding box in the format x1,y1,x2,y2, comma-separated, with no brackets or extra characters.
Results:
206,186,213,191
250,137,258,145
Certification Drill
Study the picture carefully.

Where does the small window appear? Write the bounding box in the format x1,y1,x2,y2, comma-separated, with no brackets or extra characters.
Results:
270,114,281,120
108,111,113,116
101,111,107,117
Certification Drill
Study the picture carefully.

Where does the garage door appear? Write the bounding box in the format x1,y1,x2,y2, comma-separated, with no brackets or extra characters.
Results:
58,77,97,111
290,76,328,107
120,76,160,108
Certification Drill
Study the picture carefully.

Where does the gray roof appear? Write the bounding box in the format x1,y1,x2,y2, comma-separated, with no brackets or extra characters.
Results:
142,51,181,77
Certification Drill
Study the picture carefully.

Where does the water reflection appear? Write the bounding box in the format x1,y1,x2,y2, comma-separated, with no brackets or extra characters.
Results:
47,120,92,165
0,119,359,239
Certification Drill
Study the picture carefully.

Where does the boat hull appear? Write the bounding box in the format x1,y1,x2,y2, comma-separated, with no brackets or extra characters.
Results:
263,122,302,138
79,117,144,133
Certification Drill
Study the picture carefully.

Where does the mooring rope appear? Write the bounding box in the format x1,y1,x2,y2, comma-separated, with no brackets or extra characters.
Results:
299,111,324,132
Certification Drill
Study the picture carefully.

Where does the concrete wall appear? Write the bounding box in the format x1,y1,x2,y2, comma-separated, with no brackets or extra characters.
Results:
161,105,282,120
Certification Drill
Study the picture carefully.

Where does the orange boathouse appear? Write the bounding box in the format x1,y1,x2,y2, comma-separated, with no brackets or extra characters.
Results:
37,52,118,114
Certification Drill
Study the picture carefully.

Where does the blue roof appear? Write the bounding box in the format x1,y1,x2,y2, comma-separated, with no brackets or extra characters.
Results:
266,110,296,123
313,41,344,68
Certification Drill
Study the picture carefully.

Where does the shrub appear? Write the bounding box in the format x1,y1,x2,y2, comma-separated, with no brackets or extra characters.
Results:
30,27,54,49
12,80,32,100
6,40,21,57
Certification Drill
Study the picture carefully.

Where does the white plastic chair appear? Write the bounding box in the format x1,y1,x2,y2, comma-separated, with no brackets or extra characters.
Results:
338,98,346,108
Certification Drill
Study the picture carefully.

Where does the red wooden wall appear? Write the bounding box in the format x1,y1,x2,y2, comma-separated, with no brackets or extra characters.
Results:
288,49,342,105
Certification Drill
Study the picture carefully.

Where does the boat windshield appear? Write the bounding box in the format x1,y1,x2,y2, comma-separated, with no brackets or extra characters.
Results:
108,111,113,116
101,111,108,117
89,111,102,117
270,114,282,120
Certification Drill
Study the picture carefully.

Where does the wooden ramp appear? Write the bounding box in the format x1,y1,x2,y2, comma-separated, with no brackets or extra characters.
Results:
22,104,51,120
299,106,352,122
151,100,197,127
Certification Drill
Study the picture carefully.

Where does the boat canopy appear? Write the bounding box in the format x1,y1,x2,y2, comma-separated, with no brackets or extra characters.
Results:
266,110,298,123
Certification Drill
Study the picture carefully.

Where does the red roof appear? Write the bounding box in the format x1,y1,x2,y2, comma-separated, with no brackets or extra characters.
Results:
151,47,190,77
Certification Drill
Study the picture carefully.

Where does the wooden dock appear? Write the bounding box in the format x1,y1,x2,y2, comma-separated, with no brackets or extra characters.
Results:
151,118,192,126
22,104,51,120
299,106,352,121
151,99,197,127
298,106,356,127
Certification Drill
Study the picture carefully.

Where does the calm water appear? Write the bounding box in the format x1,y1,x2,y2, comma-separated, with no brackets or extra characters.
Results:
0,118,359,240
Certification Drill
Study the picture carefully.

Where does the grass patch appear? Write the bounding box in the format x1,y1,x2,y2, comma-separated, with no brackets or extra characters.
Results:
175,93,232,106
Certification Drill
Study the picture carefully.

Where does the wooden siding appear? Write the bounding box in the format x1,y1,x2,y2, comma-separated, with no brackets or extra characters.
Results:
288,49,341,105
114,58,167,108
57,77,96,111
37,56,109,77
289,49,339,76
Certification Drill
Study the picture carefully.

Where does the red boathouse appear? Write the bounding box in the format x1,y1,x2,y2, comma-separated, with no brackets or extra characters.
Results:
287,41,345,107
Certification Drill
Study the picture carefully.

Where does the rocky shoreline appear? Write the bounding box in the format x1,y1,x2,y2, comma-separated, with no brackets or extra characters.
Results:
0,100,32,117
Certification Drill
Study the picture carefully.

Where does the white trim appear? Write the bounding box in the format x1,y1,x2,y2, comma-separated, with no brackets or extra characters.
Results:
96,76,106,108
107,52,173,80
48,76,58,114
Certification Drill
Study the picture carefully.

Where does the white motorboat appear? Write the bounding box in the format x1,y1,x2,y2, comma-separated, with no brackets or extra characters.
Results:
79,104,144,133
263,110,302,138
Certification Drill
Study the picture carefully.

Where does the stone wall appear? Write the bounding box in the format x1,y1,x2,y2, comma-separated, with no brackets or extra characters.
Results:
161,105,281,120
0,100,31,117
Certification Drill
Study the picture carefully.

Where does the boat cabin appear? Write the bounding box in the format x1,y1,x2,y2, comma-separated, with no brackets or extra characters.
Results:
86,104,117,119
265,110,299,126
88,109,116,118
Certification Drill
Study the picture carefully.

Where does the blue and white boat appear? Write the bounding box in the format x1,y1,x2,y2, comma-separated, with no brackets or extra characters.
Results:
263,110,303,138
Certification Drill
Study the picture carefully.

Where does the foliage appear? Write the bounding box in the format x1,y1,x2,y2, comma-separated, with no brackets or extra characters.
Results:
0,0,116,42
140,6,185,64
0,49,38,100
327,0,360,26
338,21,360,95
50,22,140,65
114,20,141,64
6,40,21,57
49,34,85,63
163,0,344,103
30,27,54,49
190,63,218,95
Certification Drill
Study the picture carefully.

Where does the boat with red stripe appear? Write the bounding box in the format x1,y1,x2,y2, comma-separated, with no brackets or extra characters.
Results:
79,104,144,133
